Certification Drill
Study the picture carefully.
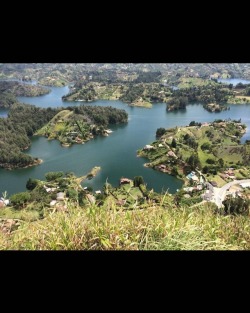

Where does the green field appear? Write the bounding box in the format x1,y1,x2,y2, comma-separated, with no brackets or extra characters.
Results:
177,77,218,89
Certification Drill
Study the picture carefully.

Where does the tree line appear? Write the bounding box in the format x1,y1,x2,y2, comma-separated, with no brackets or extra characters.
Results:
72,105,128,126
167,84,234,111
0,104,59,169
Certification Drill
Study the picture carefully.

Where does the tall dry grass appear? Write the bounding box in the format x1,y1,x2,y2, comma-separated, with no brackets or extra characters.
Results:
1,200,250,250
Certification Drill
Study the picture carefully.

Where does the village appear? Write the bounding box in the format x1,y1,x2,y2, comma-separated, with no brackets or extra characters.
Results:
138,119,250,207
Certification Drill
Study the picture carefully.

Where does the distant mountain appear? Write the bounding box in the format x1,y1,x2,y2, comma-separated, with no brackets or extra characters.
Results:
1,63,250,84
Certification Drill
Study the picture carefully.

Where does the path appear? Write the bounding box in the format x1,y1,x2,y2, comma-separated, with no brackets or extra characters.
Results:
211,179,250,208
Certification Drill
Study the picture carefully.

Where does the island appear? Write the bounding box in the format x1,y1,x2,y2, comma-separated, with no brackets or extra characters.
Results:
0,80,50,98
0,80,50,109
138,119,249,186
0,103,128,169
36,105,128,146
62,79,169,108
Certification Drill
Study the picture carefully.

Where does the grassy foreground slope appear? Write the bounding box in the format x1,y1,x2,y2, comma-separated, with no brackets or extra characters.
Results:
1,199,249,250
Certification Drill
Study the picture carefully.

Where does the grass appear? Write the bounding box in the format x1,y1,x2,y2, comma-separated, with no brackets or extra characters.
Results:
0,206,40,222
198,148,213,167
236,96,250,101
36,110,73,136
1,200,250,250
234,168,250,179
177,77,218,89
216,146,243,164
227,96,250,104
130,101,152,108
205,174,226,187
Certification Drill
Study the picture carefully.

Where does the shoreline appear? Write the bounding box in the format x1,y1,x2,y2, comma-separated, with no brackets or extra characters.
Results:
3,158,43,171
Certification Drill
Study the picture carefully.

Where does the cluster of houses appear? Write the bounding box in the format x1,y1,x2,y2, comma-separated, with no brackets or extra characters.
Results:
219,168,236,180
65,131,85,143
158,164,168,172
183,171,211,199
183,185,203,193
186,171,205,184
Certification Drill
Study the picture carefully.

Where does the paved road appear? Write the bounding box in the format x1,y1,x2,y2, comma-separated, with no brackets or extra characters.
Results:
210,179,250,208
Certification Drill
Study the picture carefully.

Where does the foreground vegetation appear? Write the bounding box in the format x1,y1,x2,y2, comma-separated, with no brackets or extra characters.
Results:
1,170,250,250
1,196,249,250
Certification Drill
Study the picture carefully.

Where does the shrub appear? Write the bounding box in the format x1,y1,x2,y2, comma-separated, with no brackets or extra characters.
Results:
10,192,31,209
26,178,39,191
45,171,64,182
156,128,166,137
206,158,215,164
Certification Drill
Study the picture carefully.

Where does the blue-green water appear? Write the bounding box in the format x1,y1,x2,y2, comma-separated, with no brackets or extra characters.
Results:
218,78,250,85
0,108,8,118
1,80,250,196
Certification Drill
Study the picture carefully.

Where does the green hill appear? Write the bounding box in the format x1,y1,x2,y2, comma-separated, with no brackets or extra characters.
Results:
137,119,249,186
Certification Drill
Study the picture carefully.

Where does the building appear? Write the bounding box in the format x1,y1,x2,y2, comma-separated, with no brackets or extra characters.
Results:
240,182,250,188
144,145,154,150
167,151,177,158
56,192,65,201
202,189,213,201
183,187,194,192
186,172,199,182
120,178,132,185
209,181,218,187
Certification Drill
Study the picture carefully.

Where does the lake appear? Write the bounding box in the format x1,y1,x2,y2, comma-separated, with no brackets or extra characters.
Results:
218,78,250,85
1,79,250,196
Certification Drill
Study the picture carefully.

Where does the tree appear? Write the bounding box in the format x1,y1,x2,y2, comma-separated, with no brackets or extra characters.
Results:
218,158,224,168
171,138,177,148
201,142,211,151
203,166,209,174
222,196,250,215
235,82,245,89
26,178,38,190
187,154,200,170
189,121,196,126
66,188,78,201
45,171,64,182
206,158,215,164
133,176,145,187
156,128,166,137
183,133,190,141
10,192,31,209
171,166,178,176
